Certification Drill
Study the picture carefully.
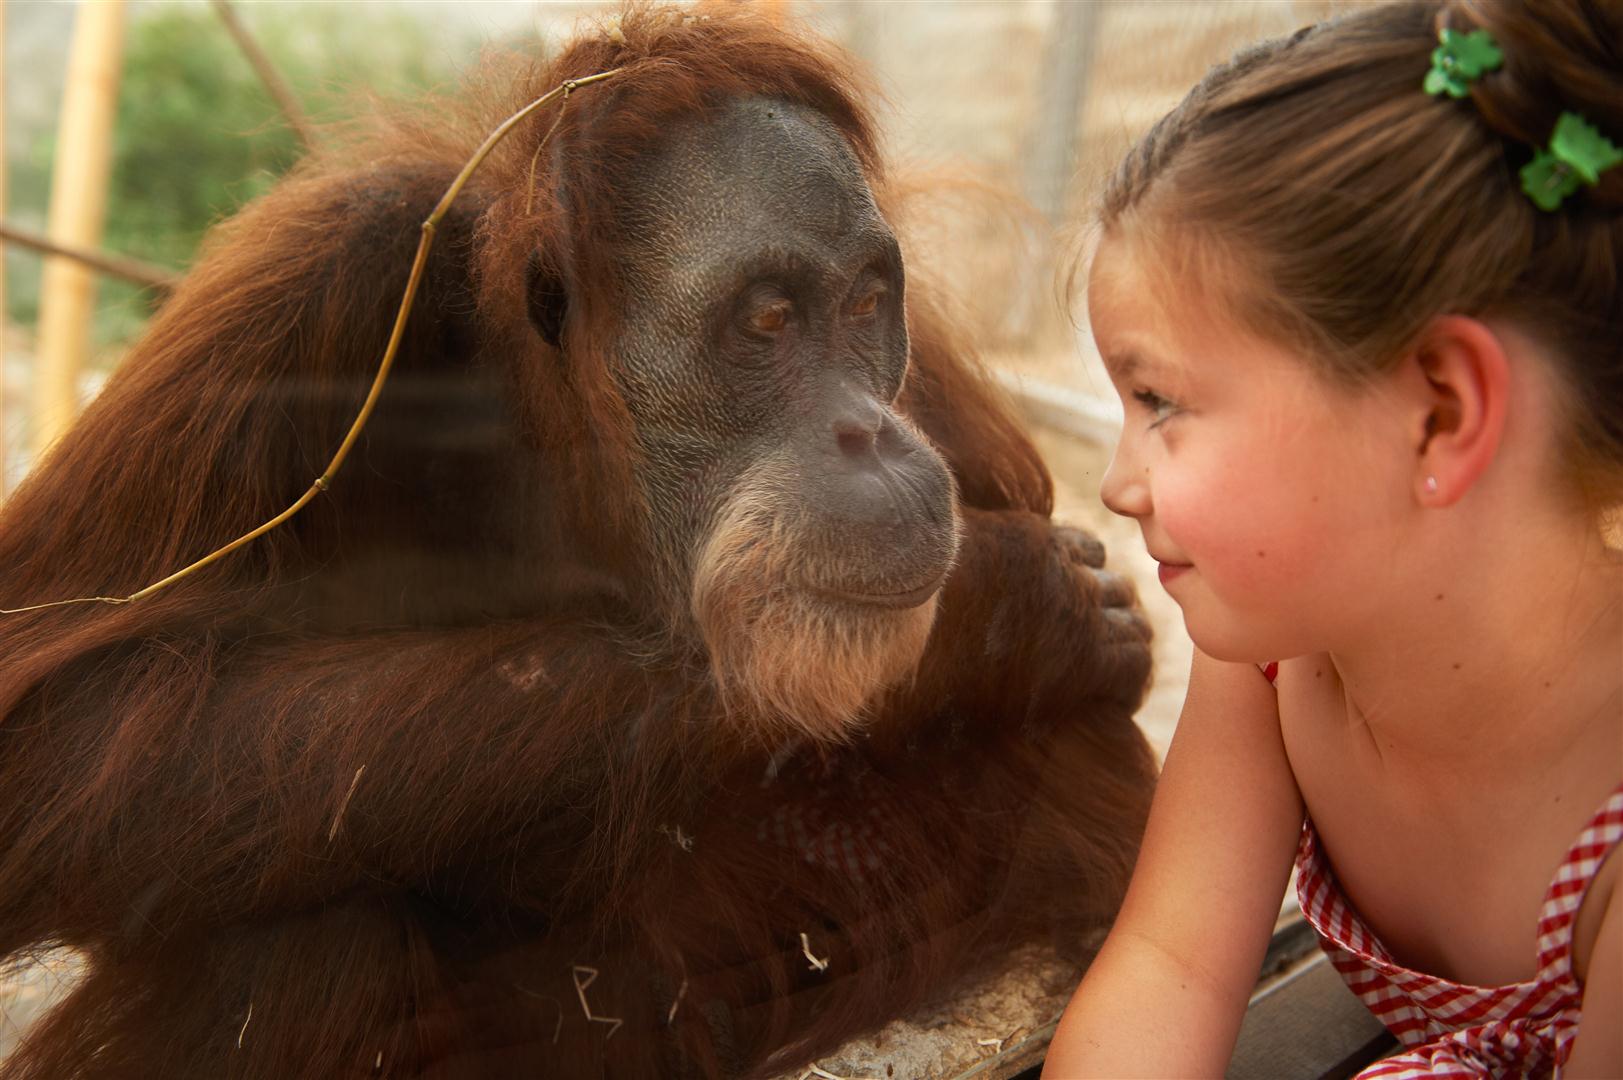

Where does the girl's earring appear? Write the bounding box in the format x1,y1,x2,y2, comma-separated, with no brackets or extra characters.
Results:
1424,475,1439,495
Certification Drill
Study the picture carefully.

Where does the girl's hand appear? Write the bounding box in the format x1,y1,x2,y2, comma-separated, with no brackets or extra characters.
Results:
1043,648,1304,1077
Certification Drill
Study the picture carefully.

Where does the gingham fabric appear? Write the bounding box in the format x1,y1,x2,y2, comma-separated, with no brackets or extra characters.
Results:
1295,784,1623,1078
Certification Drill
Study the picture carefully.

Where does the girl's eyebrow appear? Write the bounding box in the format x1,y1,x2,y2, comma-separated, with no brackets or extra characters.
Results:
1102,347,1145,380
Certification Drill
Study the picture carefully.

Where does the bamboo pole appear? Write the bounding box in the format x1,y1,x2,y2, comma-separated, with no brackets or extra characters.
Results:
1,0,9,496
33,0,127,459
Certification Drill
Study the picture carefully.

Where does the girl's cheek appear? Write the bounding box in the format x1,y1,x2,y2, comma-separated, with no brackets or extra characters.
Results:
1158,471,1289,590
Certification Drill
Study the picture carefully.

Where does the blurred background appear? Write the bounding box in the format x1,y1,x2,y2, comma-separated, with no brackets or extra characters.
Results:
0,0,1357,748
1,0,1362,1064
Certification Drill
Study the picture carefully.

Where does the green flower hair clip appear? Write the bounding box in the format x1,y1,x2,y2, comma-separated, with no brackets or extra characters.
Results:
1423,27,1503,98
1519,112,1623,212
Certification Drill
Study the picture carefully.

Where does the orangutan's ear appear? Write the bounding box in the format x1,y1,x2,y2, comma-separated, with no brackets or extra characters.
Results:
525,249,568,349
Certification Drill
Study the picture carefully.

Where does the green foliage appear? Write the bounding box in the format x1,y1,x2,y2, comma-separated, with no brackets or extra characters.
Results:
8,2,476,347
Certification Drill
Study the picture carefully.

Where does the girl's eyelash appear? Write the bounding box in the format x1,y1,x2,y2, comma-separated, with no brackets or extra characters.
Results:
1131,388,1179,426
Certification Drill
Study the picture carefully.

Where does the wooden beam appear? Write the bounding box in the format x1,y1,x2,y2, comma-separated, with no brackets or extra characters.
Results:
209,0,314,150
34,0,127,458
0,221,176,293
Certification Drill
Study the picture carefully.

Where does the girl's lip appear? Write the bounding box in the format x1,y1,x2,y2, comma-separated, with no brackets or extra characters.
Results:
1157,561,1192,585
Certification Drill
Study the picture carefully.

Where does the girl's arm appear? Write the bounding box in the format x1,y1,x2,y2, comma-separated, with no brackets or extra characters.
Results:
1042,648,1304,1077
1565,883,1622,1076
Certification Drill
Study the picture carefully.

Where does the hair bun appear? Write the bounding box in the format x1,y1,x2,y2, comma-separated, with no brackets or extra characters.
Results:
1443,0,1623,209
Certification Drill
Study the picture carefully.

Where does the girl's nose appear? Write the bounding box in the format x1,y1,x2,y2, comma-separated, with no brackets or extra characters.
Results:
1100,444,1151,519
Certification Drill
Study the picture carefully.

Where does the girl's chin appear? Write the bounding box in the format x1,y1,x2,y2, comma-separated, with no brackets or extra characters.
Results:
1177,606,1280,667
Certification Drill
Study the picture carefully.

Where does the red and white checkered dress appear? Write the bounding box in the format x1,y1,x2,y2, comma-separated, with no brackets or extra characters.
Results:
1295,784,1623,1078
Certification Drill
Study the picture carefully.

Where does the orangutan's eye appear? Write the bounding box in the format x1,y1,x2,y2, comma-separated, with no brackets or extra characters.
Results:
748,300,791,335
850,287,883,318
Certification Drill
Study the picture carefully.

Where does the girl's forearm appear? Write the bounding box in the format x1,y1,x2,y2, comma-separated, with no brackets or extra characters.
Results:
1043,926,1249,1078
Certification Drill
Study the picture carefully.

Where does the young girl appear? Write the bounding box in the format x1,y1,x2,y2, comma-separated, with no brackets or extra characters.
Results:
1043,1,1621,1076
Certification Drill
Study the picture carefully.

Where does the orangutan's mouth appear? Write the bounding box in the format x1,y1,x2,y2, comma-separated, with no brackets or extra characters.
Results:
812,573,946,610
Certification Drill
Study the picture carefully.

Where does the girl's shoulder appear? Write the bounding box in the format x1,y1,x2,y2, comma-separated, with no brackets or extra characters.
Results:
1269,649,1621,987
1266,654,1346,741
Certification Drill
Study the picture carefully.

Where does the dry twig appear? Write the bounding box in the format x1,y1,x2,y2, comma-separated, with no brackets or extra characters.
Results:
326,765,367,843
799,932,828,973
974,1026,1023,1056
512,983,565,1044
658,823,695,851
666,976,688,1024
571,964,624,1041
799,1066,880,1080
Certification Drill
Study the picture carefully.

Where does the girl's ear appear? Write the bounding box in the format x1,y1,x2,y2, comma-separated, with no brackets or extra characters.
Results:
1406,315,1511,507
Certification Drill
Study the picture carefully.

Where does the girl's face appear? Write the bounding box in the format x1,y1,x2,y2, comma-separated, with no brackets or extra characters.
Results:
1089,235,1413,663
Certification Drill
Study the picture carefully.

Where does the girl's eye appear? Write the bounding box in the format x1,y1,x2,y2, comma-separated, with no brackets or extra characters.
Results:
749,301,791,334
1132,388,1179,427
850,287,883,318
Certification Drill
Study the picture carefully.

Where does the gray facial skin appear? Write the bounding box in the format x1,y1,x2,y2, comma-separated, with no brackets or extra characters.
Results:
583,97,959,614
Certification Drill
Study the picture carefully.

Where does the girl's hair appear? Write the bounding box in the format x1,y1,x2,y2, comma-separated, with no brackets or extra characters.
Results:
1100,0,1623,504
